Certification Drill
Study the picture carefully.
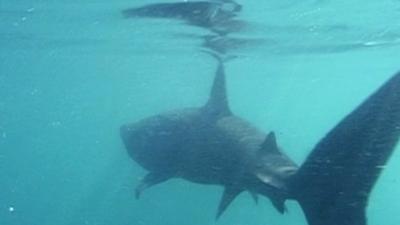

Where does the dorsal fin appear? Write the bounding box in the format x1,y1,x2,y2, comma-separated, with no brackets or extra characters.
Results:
203,52,232,117
261,132,278,152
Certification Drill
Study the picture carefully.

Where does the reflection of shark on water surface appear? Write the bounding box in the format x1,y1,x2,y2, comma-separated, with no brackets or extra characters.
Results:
122,1,400,55
122,0,244,34
120,53,400,224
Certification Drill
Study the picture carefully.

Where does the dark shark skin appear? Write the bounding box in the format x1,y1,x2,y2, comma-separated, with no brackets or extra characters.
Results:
120,56,400,224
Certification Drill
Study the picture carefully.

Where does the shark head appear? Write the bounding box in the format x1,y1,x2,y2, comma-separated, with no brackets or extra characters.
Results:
120,119,153,164
120,108,203,173
120,114,180,171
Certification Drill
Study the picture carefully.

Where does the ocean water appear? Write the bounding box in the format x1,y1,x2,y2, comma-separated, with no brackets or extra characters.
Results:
1,1,400,225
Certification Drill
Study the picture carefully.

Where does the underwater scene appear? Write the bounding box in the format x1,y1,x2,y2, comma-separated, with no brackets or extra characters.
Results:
1,0,400,225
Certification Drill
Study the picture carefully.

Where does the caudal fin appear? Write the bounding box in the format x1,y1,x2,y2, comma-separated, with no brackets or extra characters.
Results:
290,72,400,225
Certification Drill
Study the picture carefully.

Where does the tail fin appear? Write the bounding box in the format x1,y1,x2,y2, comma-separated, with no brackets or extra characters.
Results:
289,72,400,225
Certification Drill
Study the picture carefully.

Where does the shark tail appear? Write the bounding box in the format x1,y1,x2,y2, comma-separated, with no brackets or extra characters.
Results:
288,72,400,225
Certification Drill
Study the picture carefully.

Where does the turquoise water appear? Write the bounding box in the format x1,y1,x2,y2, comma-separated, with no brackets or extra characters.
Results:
1,1,400,225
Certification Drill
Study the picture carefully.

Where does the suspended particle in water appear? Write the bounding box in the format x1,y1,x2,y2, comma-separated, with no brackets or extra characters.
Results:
2,132,6,138
50,121,61,127
27,7,35,13
8,206,15,212
30,88,38,95
363,41,378,46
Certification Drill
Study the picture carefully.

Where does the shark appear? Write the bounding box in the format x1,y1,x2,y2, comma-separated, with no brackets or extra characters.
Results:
120,56,400,225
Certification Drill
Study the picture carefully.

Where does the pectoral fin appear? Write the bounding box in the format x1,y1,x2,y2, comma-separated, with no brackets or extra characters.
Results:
216,186,242,220
135,172,171,199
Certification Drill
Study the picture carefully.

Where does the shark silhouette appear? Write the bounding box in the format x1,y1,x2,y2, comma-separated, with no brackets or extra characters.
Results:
122,0,245,35
120,56,400,225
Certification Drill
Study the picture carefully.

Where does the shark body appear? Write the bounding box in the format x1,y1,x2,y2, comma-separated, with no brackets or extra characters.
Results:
120,57,400,225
